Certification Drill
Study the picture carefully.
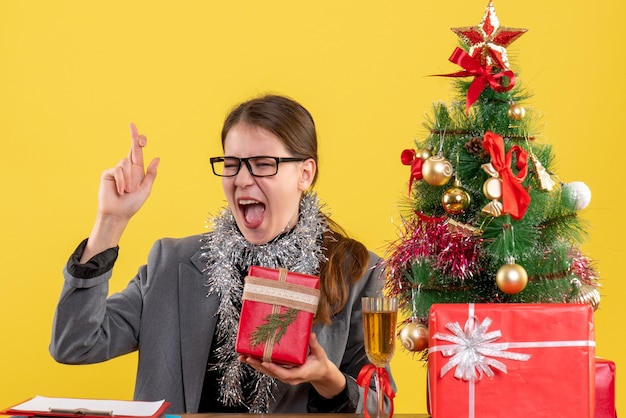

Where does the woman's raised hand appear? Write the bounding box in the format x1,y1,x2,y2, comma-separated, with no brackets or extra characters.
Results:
80,123,160,262
97,123,160,220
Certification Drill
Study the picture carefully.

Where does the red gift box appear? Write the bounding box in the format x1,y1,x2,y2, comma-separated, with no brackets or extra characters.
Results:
428,303,595,418
595,358,617,418
235,265,320,366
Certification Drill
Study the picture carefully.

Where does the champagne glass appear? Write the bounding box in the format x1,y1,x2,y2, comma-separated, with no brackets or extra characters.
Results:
362,297,398,418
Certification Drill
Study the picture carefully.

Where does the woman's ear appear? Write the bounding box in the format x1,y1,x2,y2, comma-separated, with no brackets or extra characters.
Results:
298,158,316,191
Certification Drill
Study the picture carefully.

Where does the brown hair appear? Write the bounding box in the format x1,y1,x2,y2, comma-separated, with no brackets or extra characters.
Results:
222,94,369,324
318,218,370,324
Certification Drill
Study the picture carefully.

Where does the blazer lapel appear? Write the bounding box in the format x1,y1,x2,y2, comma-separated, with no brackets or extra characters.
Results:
179,251,219,412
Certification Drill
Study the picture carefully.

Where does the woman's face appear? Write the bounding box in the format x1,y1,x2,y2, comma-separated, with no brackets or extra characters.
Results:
222,122,316,244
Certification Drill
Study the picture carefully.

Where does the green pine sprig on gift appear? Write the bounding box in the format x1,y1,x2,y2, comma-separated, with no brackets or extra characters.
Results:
250,308,298,347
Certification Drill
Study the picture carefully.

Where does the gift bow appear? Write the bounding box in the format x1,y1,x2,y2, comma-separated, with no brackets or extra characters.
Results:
357,364,395,418
436,47,516,113
482,131,530,220
432,315,531,381
401,149,423,196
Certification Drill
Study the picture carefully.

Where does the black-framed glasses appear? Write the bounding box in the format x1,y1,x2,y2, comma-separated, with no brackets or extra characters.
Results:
210,156,306,177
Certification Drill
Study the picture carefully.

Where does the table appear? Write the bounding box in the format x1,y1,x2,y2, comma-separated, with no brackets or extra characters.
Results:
181,414,429,418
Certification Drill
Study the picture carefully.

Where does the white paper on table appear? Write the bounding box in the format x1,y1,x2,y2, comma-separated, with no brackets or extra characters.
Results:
8,396,165,417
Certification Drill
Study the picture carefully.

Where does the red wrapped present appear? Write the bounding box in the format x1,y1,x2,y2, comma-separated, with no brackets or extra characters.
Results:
428,303,595,418
595,358,617,418
235,265,320,366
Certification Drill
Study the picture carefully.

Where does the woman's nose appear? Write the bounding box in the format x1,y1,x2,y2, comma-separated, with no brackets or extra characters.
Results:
233,162,255,186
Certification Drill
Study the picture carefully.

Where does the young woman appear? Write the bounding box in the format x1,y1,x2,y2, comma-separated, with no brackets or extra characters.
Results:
50,95,393,414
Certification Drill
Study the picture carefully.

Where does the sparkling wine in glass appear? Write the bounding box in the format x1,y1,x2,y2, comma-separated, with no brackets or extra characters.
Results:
362,297,398,418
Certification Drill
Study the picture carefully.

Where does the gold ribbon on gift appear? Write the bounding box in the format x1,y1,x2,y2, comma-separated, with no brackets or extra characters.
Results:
243,268,320,362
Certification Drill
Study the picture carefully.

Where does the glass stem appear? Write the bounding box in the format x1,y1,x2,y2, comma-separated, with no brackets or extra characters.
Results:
375,367,384,418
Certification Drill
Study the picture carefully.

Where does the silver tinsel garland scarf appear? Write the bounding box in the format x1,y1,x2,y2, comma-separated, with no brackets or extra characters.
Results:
200,192,328,413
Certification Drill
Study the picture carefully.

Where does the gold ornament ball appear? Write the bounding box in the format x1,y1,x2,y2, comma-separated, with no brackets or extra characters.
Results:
399,321,429,352
508,103,526,121
496,262,528,294
415,149,431,161
442,186,471,214
422,155,453,186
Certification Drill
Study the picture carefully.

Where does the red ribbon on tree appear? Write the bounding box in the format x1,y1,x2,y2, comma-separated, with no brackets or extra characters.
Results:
357,364,395,418
401,149,423,196
415,210,447,224
483,131,530,220
436,47,516,113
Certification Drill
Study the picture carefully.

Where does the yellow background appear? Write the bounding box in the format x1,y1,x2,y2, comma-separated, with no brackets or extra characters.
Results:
1,0,624,414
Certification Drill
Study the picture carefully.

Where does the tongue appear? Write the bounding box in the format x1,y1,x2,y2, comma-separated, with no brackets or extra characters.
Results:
244,203,265,228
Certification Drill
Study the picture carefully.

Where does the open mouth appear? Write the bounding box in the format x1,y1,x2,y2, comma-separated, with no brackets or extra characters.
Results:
239,199,266,228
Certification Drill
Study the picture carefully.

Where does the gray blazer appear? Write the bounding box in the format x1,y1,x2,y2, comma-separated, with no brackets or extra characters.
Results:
50,235,393,414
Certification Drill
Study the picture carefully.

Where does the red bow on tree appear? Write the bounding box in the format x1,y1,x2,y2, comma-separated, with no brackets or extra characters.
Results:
436,47,516,113
357,364,395,418
401,149,423,197
483,131,530,220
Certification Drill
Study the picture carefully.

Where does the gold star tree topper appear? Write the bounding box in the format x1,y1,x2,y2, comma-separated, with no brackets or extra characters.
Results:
451,1,527,70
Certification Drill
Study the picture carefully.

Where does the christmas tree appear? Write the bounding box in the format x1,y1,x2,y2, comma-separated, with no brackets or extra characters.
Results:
384,0,600,355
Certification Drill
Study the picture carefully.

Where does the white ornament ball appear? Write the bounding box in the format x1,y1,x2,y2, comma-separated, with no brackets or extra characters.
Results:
564,181,592,210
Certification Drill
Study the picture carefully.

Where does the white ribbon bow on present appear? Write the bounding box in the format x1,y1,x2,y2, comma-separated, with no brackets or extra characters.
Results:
433,315,531,381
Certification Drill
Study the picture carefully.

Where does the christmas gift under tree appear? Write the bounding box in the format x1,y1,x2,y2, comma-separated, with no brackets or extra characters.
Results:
428,303,595,417
383,1,601,417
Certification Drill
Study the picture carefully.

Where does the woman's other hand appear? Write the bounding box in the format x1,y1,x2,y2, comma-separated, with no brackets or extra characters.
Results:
239,333,347,399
